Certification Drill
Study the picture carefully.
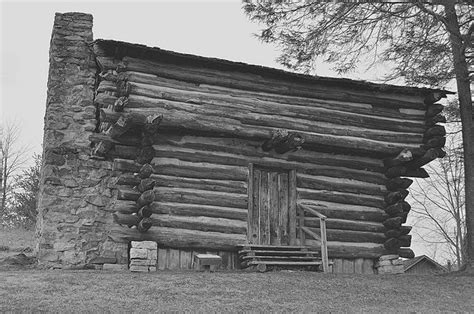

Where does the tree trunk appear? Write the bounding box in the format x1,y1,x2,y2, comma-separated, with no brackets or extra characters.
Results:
444,1,474,272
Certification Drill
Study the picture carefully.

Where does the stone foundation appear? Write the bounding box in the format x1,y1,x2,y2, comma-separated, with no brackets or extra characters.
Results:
129,241,158,272
375,254,405,274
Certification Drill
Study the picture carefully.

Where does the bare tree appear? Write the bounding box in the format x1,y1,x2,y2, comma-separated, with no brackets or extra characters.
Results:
409,127,465,269
0,120,29,214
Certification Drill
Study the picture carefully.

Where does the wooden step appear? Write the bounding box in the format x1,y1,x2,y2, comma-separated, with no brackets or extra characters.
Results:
246,261,322,266
239,249,320,256
241,255,320,261
237,244,311,250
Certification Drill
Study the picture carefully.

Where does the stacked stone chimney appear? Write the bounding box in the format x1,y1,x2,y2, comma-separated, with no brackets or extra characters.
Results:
36,12,125,268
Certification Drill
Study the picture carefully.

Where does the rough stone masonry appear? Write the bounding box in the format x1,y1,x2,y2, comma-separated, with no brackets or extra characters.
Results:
36,12,126,268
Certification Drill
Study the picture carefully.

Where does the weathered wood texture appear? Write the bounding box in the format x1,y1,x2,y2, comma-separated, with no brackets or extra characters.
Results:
91,42,442,260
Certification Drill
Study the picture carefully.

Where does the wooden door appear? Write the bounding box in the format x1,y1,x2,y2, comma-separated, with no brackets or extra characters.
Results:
248,165,297,246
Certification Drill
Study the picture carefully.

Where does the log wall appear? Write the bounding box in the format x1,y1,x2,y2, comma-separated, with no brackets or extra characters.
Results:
88,40,448,268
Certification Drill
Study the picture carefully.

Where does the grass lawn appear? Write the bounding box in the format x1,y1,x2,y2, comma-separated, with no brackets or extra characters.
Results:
0,270,472,312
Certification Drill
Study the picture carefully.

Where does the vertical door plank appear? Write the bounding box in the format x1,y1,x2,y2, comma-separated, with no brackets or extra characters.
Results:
279,172,289,245
288,170,297,245
250,168,260,244
247,164,254,243
260,170,270,245
269,172,280,245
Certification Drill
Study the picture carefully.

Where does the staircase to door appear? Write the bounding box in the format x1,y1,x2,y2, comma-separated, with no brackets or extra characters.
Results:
242,164,329,272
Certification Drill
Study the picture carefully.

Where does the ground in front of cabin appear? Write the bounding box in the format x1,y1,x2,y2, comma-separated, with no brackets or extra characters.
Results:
0,227,473,312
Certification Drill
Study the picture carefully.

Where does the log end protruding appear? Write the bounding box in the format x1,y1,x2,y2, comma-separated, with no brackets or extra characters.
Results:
398,247,415,259
136,190,155,208
384,190,409,206
113,96,129,112
138,163,154,179
262,129,305,154
92,141,114,158
137,217,153,233
386,178,413,191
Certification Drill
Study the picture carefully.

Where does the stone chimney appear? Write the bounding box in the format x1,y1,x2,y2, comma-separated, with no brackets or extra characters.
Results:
36,13,124,268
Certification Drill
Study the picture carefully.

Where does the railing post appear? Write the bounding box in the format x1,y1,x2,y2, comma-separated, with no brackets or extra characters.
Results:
320,217,329,273
298,204,305,246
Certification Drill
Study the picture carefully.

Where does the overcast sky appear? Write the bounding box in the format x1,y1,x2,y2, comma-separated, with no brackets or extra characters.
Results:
1,0,379,156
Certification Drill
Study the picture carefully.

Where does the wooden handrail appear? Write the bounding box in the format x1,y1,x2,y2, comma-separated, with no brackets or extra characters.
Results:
298,203,329,273
299,203,327,220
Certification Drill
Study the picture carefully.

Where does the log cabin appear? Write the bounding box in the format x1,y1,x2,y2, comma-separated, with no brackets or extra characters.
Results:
36,12,452,273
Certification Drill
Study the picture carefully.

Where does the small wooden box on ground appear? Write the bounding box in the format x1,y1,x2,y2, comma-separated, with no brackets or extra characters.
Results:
194,254,222,271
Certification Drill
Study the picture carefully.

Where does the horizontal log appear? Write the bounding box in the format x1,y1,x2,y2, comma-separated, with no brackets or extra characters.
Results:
132,131,386,172
384,225,412,238
126,79,426,134
398,247,415,259
109,225,246,251
303,217,385,233
113,212,139,226
108,200,136,214
89,132,146,147
117,187,139,201
123,95,423,145
152,175,247,194
121,70,427,122
101,103,420,156
385,166,429,179
297,173,386,197
404,148,439,169
152,145,386,184
151,202,247,221
151,214,246,234
298,188,385,208
121,56,425,109
386,178,413,191
302,240,387,258
155,187,248,209
305,227,386,243
298,200,388,222
153,158,248,181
